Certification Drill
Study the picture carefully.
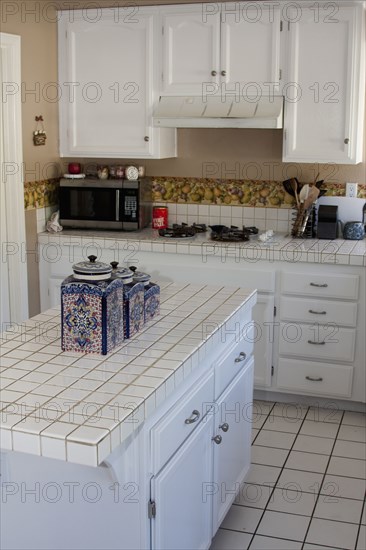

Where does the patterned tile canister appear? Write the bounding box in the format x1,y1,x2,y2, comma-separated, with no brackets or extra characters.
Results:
110,263,145,339
61,256,124,355
129,266,160,323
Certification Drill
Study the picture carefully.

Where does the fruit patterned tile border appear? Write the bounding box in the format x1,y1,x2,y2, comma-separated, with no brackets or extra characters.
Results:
152,177,366,207
24,178,60,210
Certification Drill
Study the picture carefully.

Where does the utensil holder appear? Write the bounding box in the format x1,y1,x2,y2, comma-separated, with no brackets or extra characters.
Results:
291,205,317,238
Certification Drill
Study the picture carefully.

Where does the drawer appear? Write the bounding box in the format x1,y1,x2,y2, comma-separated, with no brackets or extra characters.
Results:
151,369,214,473
279,322,356,363
280,296,358,327
281,272,359,300
277,358,353,398
214,325,254,399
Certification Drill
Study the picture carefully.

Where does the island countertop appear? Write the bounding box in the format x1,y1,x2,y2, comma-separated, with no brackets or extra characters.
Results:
38,228,366,266
0,283,256,466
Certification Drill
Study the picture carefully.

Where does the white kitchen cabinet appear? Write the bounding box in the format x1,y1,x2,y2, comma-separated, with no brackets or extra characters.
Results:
212,358,254,534
151,415,214,550
161,3,281,96
277,266,361,401
37,233,366,404
282,1,365,164
58,8,176,158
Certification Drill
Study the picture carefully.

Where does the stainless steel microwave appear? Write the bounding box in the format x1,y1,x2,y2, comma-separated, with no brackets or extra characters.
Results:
59,178,152,230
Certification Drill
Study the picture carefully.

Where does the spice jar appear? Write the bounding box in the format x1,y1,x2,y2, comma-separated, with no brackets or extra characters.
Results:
61,256,124,354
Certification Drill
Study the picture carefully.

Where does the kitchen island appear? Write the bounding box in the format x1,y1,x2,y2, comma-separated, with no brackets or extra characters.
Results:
0,283,256,550
38,230,366,406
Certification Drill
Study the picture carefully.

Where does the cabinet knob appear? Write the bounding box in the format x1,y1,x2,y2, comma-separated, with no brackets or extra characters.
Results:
144,136,149,142
211,70,217,76
184,409,200,424
344,138,350,144
234,351,247,363
212,435,222,445
221,70,226,76
306,375,323,382
219,423,229,433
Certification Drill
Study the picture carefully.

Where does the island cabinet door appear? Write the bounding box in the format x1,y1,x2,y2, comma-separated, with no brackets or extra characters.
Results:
212,357,254,535
150,415,214,550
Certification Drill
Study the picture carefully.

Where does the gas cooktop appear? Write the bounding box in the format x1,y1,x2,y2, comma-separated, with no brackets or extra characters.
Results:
209,225,258,242
158,223,207,238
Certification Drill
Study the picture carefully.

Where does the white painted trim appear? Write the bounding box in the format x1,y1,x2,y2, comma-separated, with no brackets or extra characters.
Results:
0,33,29,322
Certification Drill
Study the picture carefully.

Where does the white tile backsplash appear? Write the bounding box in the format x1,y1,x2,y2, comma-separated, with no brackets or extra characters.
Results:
154,203,293,233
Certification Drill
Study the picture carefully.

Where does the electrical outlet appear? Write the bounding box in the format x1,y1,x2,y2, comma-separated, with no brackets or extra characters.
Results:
346,183,358,197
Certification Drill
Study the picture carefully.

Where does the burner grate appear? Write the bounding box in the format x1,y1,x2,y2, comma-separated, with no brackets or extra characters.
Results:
158,223,207,239
209,225,258,242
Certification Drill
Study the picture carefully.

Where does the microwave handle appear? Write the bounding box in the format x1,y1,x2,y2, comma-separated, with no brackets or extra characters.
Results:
116,190,120,221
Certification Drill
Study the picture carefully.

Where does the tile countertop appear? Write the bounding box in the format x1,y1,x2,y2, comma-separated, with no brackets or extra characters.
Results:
38,229,366,266
0,283,256,467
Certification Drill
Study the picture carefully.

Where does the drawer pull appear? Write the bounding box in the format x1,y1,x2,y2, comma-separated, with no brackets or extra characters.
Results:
212,435,222,445
308,340,326,345
219,423,229,433
306,375,324,382
184,409,200,425
310,282,328,288
309,310,327,315
234,352,247,363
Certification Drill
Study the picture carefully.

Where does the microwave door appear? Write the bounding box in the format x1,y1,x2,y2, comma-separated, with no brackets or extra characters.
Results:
60,185,123,229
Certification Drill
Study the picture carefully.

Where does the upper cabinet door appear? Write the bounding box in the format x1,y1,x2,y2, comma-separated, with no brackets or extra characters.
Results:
58,9,176,159
161,7,221,95
221,5,282,95
283,3,365,164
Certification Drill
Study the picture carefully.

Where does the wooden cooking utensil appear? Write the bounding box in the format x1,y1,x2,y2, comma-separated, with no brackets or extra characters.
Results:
304,186,320,210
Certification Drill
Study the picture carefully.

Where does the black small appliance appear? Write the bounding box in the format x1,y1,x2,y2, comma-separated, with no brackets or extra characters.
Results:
316,205,338,239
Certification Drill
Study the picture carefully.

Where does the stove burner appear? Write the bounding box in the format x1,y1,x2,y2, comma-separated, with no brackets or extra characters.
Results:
209,225,258,242
158,223,207,239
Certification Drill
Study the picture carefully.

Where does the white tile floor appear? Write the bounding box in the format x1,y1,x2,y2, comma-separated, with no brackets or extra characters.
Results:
211,400,366,550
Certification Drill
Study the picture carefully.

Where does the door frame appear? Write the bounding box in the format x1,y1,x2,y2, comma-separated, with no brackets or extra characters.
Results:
0,32,29,323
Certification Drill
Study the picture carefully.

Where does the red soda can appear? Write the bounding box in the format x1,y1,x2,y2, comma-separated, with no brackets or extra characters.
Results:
152,206,168,229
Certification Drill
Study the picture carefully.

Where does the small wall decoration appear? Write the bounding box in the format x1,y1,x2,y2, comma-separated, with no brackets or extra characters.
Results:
33,115,47,146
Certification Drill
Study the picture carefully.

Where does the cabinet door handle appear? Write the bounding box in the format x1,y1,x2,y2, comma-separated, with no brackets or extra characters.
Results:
221,70,226,76
306,375,323,382
212,435,222,445
234,352,247,363
310,282,328,288
184,409,200,424
219,423,229,433
309,309,327,315
344,138,350,144
144,136,149,142
211,70,217,76
308,340,326,345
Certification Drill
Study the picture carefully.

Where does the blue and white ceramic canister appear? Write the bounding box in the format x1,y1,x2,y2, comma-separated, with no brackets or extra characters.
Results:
110,263,145,339
343,221,365,240
129,266,160,323
61,256,124,355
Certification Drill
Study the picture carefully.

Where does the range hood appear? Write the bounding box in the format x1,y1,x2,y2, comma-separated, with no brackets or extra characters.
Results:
153,95,283,129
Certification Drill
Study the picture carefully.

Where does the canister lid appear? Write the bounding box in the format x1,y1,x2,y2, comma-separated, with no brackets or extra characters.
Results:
129,266,151,286
72,255,112,281
110,262,134,283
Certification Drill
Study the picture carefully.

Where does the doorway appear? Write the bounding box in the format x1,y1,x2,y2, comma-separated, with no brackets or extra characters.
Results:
0,33,29,326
